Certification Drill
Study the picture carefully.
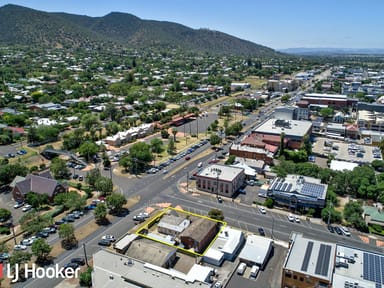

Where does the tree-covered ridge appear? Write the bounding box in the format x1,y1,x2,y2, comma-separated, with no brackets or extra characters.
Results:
0,4,280,57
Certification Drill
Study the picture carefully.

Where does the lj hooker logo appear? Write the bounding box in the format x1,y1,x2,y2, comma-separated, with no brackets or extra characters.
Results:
0,262,80,282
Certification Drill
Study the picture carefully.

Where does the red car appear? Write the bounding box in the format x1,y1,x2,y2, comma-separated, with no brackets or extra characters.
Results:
185,156,191,160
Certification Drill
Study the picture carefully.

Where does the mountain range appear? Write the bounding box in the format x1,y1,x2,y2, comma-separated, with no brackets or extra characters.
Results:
278,47,384,55
0,4,279,57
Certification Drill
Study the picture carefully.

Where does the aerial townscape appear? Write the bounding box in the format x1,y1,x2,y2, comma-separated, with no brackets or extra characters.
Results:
1,2,384,288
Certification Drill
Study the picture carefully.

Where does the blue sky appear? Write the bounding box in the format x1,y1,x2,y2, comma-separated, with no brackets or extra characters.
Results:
2,0,384,49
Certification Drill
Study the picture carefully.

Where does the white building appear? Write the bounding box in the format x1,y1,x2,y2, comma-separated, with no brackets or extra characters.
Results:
238,234,273,269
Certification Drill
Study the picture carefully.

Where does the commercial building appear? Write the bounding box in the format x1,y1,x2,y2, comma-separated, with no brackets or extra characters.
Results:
253,119,312,149
267,175,328,210
238,234,273,269
157,214,191,236
195,164,245,198
301,93,358,108
282,233,336,288
92,249,212,288
283,233,384,288
179,218,218,254
203,227,245,266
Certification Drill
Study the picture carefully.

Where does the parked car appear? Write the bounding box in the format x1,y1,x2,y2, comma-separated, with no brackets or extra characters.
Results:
20,238,33,246
78,175,84,181
102,235,116,242
14,244,27,251
287,214,294,222
185,156,191,160
294,216,300,223
133,215,145,223
71,257,85,266
0,253,10,262
334,226,343,235
64,262,79,270
72,174,79,180
217,196,223,203
340,226,351,236
327,225,335,233
98,239,111,246
36,231,49,238
259,207,266,214
258,227,265,236
22,204,32,212
13,202,24,209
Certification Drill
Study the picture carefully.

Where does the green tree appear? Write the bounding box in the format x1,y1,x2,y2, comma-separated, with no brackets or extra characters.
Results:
171,128,178,142
210,134,221,146
106,193,127,215
264,198,274,208
94,203,108,223
321,206,342,224
150,138,164,154
281,94,290,103
59,223,77,249
95,176,113,196
167,138,176,155
85,168,101,188
119,142,153,173
208,208,224,221
0,208,11,222
78,141,99,162
320,107,334,119
79,266,93,287
81,114,99,131
160,129,169,139
9,251,32,280
54,192,86,211
50,157,70,179
25,192,49,209
31,238,52,264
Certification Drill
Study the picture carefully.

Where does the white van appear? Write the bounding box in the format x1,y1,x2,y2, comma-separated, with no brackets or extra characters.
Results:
237,262,246,275
250,265,259,278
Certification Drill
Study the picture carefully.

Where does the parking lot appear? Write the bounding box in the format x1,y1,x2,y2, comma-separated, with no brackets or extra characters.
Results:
226,245,285,288
312,137,382,163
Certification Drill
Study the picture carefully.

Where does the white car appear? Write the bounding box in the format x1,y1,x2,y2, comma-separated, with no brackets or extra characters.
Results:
294,216,300,223
14,244,27,251
22,204,32,212
259,207,266,214
14,202,24,209
101,235,116,242
288,214,294,222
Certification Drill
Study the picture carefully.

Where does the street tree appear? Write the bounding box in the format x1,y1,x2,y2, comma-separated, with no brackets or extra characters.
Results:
31,238,52,264
167,138,176,155
9,251,32,280
209,134,221,146
94,203,108,224
95,176,113,196
81,114,99,131
86,168,101,188
208,209,224,221
59,223,77,249
171,128,178,142
106,193,127,215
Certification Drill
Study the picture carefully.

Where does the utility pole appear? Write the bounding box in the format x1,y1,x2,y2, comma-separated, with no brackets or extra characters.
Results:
83,243,89,267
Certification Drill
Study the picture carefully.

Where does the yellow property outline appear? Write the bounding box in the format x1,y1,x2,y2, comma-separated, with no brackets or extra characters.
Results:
135,207,227,257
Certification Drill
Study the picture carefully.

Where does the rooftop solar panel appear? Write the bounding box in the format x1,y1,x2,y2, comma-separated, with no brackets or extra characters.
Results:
315,244,331,276
302,183,325,198
286,183,292,192
301,241,313,272
281,183,287,192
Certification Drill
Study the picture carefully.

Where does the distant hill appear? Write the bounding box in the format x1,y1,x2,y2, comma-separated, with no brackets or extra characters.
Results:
279,47,384,56
0,4,279,57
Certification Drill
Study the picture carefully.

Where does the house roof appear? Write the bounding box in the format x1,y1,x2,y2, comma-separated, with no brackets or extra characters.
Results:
14,171,64,197
179,218,217,243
